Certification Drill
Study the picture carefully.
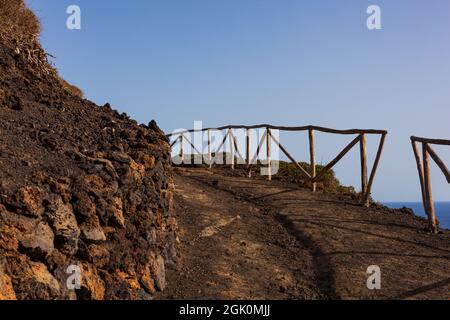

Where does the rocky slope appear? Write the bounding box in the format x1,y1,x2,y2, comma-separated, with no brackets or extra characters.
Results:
0,0,177,300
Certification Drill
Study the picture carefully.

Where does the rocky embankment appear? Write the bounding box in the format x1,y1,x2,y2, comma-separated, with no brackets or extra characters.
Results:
0,1,177,300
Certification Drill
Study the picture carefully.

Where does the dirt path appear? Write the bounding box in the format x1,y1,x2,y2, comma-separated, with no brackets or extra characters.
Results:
157,168,450,300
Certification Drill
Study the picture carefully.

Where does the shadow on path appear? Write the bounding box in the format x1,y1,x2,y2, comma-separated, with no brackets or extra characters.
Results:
391,278,450,300
185,173,340,299
275,212,340,299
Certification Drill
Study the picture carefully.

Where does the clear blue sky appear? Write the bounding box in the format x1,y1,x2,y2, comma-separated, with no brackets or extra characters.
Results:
27,0,450,202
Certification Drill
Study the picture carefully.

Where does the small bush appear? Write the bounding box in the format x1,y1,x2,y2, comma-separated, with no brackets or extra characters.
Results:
172,152,356,195
58,77,84,99
258,161,350,193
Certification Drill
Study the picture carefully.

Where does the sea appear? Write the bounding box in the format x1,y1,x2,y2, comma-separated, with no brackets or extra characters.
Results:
384,202,450,230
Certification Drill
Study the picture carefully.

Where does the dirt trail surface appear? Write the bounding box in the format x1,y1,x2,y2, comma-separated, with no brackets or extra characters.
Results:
158,167,450,300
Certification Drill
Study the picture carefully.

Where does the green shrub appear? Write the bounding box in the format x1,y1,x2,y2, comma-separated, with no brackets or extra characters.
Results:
251,161,349,193
172,153,356,195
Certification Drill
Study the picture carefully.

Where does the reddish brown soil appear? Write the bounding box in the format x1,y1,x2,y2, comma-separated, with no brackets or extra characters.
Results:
158,167,450,300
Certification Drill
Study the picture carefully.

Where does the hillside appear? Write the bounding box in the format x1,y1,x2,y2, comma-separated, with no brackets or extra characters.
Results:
0,0,176,300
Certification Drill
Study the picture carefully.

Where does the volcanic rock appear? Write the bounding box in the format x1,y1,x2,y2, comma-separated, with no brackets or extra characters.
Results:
0,0,176,300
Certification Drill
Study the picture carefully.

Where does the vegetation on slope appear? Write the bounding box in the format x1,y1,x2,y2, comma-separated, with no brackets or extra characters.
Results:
0,0,83,98
173,153,356,195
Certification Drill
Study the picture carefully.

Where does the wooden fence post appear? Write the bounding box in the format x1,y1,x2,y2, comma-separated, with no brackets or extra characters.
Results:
411,140,427,210
246,129,251,167
422,143,438,233
179,135,184,164
360,134,368,197
309,128,316,192
246,129,251,178
230,129,235,170
208,129,212,169
267,128,272,181
363,133,386,207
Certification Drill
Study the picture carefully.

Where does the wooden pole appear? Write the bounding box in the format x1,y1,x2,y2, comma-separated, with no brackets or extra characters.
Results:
411,136,450,146
363,133,386,207
216,132,228,153
426,144,450,183
313,135,361,183
246,129,251,168
170,136,180,148
270,134,311,179
208,129,212,169
167,125,388,138
215,130,229,164
309,128,316,192
256,132,262,161
180,135,184,164
411,140,427,210
248,130,267,178
229,130,244,163
184,135,203,156
422,142,438,233
360,134,368,196
267,128,272,181
253,131,266,165
229,129,235,170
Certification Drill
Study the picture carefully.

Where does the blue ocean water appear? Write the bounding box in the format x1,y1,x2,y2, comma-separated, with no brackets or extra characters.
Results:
384,202,450,230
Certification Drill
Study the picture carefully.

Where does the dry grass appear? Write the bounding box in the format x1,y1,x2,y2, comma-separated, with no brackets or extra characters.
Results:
0,0,84,99
0,0,47,74
0,0,41,40
59,77,84,99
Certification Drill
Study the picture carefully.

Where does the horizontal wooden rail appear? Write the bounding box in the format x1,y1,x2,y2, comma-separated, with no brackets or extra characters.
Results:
170,125,388,207
411,136,450,146
167,125,387,138
410,136,450,234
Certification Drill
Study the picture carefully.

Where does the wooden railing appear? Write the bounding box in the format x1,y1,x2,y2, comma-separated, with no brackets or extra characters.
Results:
411,136,450,233
168,125,388,207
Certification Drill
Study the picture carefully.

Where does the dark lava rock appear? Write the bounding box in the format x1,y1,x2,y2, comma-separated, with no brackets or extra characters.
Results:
0,1,177,300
